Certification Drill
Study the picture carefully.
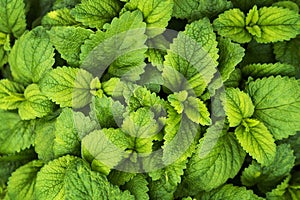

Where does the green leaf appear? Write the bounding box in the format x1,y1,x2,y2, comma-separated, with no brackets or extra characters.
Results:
253,6,300,43
245,76,300,140
49,26,93,67
235,118,276,166
108,170,136,186
266,175,291,200
184,96,211,126
172,0,232,20
199,184,264,200
213,8,252,43
90,95,125,128
0,79,25,110
41,8,80,28
127,86,166,118
0,149,36,187
218,37,245,82
241,144,295,193
168,91,188,114
64,159,134,200
52,0,81,10
34,117,57,162
80,11,147,81
242,63,296,78
240,40,275,66
7,160,44,200
182,121,246,193
122,108,160,153
149,160,187,200
162,109,200,166
0,110,35,154
9,27,55,85
280,132,300,165
163,18,218,95
122,0,173,37
274,36,300,76
272,1,300,12
40,66,94,108
231,0,274,11
70,0,122,29
223,88,255,127
122,174,149,200
35,155,78,199
224,68,242,88
184,18,219,65
82,129,131,175
0,0,26,37
54,108,98,157
18,84,54,120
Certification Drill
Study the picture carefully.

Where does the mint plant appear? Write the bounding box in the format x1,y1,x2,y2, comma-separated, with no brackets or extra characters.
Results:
0,0,300,199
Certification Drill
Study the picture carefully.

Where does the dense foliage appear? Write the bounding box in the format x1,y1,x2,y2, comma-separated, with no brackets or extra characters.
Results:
0,0,300,199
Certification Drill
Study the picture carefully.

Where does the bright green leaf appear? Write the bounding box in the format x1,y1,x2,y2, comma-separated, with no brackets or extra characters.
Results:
122,174,149,200
49,26,93,67
163,18,217,95
80,11,147,81
182,121,246,193
121,108,160,155
122,0,173,37
168,91,188,114
218,37,245,82
18,84,54,120
82,129,131,175
246,5,259,26
213,8,252,43
235,118,276,166
184,18,219,65
34,117,57,162
254,6,300,43
149,160,187,200
64,159,134,200
108,170,136,186
223,88,254,127
0,0,26,37
54,108,98,157
9,27,55,85
90,95,125,128
7,160,44,200
0,79,25,110
184,96,211,126
245,76,300,140
42,8,80,28
35,155,78,200
0,110,35,154
70,0,122,29
40,66,94,108
162,108,200,166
